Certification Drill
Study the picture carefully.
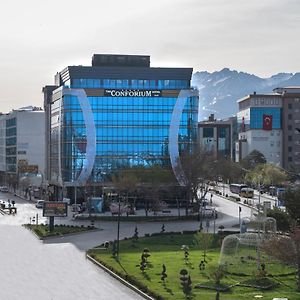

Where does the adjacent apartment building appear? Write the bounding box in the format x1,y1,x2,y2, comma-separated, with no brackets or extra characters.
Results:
236,87,300,173
274,87,300,172
0,106,45,188
43,54,199,201
236,92,283,166
198,114,237,160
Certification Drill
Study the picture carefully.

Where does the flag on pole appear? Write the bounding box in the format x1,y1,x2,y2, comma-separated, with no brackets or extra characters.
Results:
263,114,273,130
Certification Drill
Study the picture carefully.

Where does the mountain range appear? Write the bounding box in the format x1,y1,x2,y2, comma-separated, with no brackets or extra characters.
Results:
191,68,300,120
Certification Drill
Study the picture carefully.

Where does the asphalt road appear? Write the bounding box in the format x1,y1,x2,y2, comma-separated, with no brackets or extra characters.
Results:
0,191,144,300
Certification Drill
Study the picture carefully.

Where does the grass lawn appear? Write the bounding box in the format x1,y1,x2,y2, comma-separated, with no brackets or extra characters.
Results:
24,223,97,238
88,232,299,300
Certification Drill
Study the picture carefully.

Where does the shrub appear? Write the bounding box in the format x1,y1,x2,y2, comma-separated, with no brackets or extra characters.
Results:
179,269,192,295
161,264,167,282
133,226,139,240
181,245,189,262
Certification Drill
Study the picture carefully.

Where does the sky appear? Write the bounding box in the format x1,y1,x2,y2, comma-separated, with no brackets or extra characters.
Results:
0,0,299,112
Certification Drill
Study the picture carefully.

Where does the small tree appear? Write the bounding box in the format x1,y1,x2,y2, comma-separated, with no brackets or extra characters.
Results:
104,241,110,249
142,248,151,263
112,240,117,257
262,226,300,291
140,254,147,272
210,265,226,286
179,269,192,296
181,245,189,263
194,232,213,263
241,150,266,170
199,260,205,271
161,264,167,282
245,163,287,188
283,187,300,222
267,207,291,232
133,226,139,240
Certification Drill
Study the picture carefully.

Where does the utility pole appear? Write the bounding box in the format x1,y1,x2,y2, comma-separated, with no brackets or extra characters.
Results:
239,206,241,232
257,176,262,270
116,196,121,261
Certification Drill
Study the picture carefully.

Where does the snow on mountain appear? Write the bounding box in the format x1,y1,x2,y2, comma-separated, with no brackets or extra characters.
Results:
192,69,300,120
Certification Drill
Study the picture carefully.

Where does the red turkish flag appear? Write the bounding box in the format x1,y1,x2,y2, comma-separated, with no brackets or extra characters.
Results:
263,114,272,130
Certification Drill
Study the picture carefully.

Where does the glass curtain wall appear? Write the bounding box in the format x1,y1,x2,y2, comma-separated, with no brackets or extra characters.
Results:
50,82,198,184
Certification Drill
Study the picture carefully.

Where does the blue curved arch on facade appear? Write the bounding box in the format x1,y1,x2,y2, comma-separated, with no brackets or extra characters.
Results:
169,89,198,186
62,88,96,185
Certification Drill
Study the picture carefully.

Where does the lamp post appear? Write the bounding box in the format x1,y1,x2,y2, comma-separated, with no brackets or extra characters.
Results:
239,206,242,232
116,195,121,260
256,175,263,270
213,209,216,234
199,203,203,232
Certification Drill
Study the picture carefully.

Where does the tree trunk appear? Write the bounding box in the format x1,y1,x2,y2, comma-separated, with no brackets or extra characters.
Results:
298,259,300,291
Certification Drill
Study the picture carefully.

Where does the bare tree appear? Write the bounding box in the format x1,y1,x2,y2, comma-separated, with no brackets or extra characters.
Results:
180,150,244,215
261,226,300,290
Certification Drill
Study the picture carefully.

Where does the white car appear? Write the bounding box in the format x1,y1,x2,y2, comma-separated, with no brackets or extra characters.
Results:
0,186,9,193
35,200,44,209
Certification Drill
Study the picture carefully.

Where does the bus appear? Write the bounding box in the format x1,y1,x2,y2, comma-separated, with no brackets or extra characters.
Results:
239,187,254,198
277,187,286,206
229,183,248,194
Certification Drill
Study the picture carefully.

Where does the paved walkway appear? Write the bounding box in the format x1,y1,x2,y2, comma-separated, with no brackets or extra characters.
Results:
0,225,144,300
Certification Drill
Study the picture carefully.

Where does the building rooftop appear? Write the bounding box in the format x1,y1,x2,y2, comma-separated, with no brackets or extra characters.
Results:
237,92,281,103
92,54,150,68
57,54,193,83
273,86,300,94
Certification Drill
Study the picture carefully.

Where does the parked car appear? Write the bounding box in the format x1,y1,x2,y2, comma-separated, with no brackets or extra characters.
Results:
0,186,9,193
35,200,44,209
63,198,71,205
201,206,218,218
72,204,82,212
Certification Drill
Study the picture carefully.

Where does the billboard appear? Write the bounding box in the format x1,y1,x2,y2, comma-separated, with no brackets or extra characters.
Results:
89,197,103,213
43,202,68,217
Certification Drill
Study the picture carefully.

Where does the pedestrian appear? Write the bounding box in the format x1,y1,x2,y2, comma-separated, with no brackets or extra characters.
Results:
210,194,213,205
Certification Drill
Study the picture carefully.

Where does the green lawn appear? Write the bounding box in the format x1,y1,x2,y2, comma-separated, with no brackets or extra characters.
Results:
88,233,299,300
24,223,97,238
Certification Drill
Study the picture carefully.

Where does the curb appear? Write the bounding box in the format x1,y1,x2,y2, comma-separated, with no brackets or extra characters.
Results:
40,228,103,240
212,191,258,211
86,254,154,300
14,193,34,202
24,225,102,240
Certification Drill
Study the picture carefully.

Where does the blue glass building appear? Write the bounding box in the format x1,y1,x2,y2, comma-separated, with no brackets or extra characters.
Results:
43,54,198,199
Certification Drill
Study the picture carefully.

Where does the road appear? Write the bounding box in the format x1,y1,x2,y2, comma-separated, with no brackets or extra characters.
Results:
0,192,144,300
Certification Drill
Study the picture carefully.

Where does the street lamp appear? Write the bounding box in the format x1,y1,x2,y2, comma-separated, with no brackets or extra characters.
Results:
116,195,121,260
199,203,203,232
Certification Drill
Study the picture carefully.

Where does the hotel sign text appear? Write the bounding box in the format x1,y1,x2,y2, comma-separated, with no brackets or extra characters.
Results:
104,89,161,97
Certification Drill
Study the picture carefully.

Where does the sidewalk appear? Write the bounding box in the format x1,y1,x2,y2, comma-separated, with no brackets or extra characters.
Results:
14,189,36,202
